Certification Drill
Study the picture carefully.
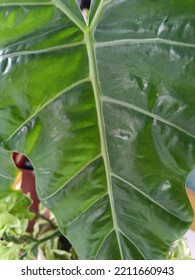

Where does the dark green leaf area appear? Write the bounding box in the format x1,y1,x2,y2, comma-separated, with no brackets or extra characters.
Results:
45,157,113,259
59,0,86,25
103,101,194,221
64,194,114,260
97,44,195,135
95,0,195,43
112,177,191,260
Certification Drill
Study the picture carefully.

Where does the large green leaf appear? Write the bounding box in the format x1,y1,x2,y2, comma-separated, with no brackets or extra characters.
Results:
0,0,194,259
0,148,16,196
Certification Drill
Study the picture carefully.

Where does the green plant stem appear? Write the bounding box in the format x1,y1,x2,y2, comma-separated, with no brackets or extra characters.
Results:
2,232,36,244
36,228,60,245
30,209,57,229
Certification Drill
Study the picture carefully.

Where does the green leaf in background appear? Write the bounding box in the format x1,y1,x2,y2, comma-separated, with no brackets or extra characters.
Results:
38,236,72,260
0,242,20,260
168,237,194,260
0,148,34,259
0,0,195,259
0,211,27,238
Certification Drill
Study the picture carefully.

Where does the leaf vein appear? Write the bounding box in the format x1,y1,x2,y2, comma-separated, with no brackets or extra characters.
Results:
94,228,114,259
103,96,195,139
52,0,86,31
118,229,147,259
0,173,14,181
42,154,102,201
3,78,90,145
0,41,84,60
95,38,195,49
63,192,108,228
0,2,53,7
111,173,188,222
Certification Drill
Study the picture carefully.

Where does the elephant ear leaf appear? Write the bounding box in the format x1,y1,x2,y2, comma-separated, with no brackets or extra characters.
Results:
0,148,16,196
0,0,194,259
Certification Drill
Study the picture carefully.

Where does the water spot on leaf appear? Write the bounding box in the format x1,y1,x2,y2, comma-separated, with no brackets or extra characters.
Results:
113,129,131,141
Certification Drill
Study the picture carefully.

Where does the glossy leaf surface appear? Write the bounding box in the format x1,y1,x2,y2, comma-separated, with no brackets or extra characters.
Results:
0,0,195,259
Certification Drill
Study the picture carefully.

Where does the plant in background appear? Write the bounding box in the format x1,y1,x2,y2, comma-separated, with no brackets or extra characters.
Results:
168,237,194,260
0,0,195,259
0,148,76,260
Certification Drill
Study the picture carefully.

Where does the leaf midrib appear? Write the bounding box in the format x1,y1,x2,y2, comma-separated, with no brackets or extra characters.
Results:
84,29,124,258
80,0,125,259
